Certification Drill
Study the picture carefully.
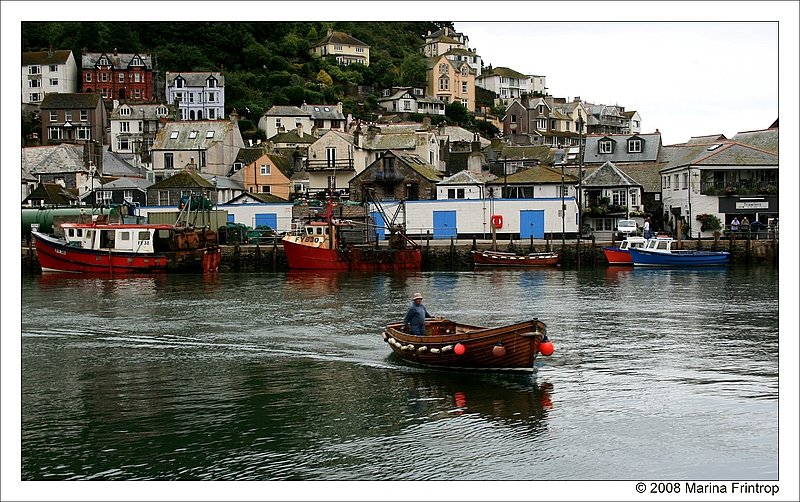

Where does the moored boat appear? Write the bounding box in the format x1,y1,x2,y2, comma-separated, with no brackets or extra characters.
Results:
32,222,220,274
628,236,730,266
471,249,560,267
283,193,421,271
382,317,553,373
602,236,648,265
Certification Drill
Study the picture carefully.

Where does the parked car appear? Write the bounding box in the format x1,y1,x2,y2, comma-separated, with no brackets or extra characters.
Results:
615,219,638,240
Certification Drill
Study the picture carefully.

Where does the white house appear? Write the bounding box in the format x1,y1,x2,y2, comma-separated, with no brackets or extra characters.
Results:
109,101,172,172
475,67,545,104
165,72,225,121
22,48,78,104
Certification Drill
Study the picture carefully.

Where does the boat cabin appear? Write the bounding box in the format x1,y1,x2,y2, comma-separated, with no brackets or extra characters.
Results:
642,236,674,253
619,236,647,251
61,224,178,253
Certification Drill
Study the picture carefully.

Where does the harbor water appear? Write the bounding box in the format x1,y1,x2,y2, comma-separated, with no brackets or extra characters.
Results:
16,266,780,496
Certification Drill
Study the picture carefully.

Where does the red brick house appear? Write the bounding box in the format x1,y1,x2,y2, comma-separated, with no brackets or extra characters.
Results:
81,49,153,102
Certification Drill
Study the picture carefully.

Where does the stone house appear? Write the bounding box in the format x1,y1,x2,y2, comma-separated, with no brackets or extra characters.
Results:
40,93,107,146
349,150,442,202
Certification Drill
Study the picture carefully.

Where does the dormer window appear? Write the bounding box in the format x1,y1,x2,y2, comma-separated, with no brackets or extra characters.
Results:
599,139,614,154
460,66,468,76
628,138,643,153
131,56,142,66
175,78,184,89
439,63,448,74
98,56,109,67
119,107,131,116
207,77,217,88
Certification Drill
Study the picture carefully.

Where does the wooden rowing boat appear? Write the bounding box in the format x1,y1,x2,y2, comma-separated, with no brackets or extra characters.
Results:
471,249,560,267
382,317,553,373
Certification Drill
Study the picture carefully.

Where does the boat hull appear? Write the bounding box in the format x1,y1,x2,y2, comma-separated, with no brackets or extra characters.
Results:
33,231,220,274
628,248,730,266
602,246,633,265
472,250,559,267
383,318,548,373
283,238,421,271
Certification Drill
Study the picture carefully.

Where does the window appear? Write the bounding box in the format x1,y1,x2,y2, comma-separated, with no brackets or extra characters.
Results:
595,218,614,231
205,131,215,138
560,185,569,198
164,153,174,168
175,78,184,89
49,78,59,86
628,139,642,153
334,44,343,51
207,78,217,88
551,119,557,130
612,189,626,206
49,111,57,122
599,140,613,154
673,173,680,190
261,186,271,193
28,65,40,75
48,127,62,140
80,110,88,121
134,73,141,83
536,118,547,130
159,191,170,205
439,63,448,74
663,176,670,189
117,137,130,150
511,114,517,124
65,111,72,122
29,79,41,88
188,92,194,103
209,109,216,120
403,100,411,111
629,190,638,207
119,73,125,83
170,130,179,139
100,73,108,82
208,92,216,103
447,188,466,199
189,130,198,139
29,93,41,102
682,172,689,189
461,82,467,93
77,127,90,140
120,107,131,116
233,162,243,172
86,73,92,82
460,66,468,76
438,78,449,91
120,122,130,132
49,64,58,72
275,118,282,130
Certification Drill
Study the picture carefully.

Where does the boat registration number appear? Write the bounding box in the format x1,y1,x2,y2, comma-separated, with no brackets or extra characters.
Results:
55,249,67,255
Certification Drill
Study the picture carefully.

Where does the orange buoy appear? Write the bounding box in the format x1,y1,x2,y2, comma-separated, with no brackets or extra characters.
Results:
454,342,466,355
539,340,554,356
492,344,506,357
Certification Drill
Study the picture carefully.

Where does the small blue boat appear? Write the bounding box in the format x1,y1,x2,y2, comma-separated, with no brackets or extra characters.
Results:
628,237,730,266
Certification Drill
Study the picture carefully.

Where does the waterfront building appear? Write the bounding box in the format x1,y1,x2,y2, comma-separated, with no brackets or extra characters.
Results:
22,48,78,104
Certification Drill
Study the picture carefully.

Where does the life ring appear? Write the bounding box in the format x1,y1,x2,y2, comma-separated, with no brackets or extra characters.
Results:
491,214,503,229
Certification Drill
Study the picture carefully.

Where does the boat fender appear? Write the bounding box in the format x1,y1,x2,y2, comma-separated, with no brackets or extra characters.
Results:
387,337,395,344
454,343,466,355
404,344,415,351
429,348,440,354
393,341,403,348
417,346,428,353
441,345,453,352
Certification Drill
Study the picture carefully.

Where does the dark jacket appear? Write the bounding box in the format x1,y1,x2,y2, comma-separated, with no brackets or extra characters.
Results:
403,302,432,335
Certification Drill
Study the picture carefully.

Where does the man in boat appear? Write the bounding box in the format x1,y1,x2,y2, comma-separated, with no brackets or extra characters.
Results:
403,292,433,336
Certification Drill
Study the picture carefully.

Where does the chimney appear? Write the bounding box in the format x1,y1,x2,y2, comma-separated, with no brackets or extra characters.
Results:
292,147,303,171
438,121,446,137
113,48,118,56
337,101,343,114
48,44,53,56
423,116,431,130
471,132,481,153
353,123,362,147
297,123,303,138
229,108,239,124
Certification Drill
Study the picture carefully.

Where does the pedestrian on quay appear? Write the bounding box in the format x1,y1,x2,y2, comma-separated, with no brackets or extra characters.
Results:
731,216,740,233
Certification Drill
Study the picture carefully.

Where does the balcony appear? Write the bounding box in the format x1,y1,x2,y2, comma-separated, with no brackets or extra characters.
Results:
700,181,778,196
304,159,354,172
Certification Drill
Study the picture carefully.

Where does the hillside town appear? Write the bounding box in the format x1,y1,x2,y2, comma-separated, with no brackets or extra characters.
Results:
21,24,779,242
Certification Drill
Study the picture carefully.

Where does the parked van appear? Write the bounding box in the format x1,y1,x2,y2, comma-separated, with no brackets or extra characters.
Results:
616,219,638,240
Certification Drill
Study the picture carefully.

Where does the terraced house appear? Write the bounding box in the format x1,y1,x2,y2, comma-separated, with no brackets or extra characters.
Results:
22,47,78,104
81,49,153,102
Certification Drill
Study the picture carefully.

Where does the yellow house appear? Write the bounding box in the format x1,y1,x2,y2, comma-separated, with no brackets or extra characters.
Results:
310,30,370,66
426,55,476,112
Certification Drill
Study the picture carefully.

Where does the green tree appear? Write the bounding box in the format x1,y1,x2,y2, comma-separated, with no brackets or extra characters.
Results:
316,69,333,87
445,101,471,125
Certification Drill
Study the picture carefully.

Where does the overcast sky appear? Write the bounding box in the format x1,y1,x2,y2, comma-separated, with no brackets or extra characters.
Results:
456,21,777,145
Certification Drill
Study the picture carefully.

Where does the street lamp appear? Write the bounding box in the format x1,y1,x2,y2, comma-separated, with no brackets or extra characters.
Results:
576,109,584,268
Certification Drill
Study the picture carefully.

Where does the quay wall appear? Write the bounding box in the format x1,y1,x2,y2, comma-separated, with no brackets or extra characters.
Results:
22,236,778,273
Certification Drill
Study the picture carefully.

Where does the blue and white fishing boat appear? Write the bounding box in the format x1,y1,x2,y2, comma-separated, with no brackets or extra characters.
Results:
628,236,730,266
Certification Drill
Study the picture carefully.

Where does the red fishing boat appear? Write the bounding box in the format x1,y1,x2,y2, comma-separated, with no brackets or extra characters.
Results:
383,317,553,373
32,222,220,274
282,193,421,271
602,236,648,265
471,249,560,267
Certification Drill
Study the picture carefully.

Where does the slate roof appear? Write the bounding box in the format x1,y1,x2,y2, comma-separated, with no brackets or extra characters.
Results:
227,192,288,204
302,103,345,121
153,120,238,150
583,133,661,163
40,93,102,110
110,103,174,121
582,161,639,187
200,174,243,191
684,134,727,145
267,129,317,145
22,49,73,66
23,183,79,205
101,176,152,190
500,166,578,185
312,31,369,48
235,147,265,166
391,150,441,182
480,66,528,79
266,154,294,178
148,170,213,189
658,142,778,171
731,128,778,154
23,144,86,175
439,169,497,185
264,105,310,117
441,47,475,57
496,145,555,165
614,162,666,193
426,56,476,74
165,71,225,87
81,51,152,69
439,126,491,148
102,150,140,177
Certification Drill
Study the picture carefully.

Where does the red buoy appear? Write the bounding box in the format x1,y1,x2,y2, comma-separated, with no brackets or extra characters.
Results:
454,342,466,355
492,344,506,357
539,341,554,356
